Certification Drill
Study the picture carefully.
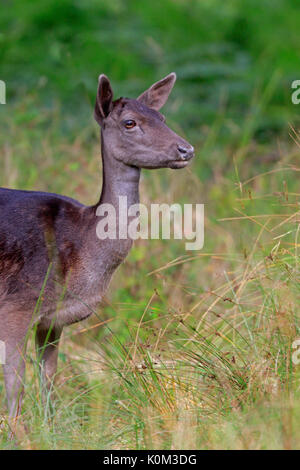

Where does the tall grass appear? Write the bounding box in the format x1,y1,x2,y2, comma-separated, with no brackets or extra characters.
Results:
0,161,299,449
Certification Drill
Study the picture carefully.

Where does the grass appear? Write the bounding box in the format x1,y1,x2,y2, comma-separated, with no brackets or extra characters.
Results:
0,0,300,450
0,141,299,449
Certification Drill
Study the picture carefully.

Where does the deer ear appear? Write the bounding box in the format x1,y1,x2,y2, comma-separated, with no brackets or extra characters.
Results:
94,74,114,125
137,73,176,111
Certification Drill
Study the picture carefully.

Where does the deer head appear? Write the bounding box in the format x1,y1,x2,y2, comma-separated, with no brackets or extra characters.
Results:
94,73,194,169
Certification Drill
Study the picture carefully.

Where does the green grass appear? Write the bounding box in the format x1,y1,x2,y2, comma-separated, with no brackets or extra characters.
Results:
0,0,300,450
1,194,299,448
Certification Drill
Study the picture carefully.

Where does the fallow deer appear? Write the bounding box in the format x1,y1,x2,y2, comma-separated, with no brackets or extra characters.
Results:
0,73,194,420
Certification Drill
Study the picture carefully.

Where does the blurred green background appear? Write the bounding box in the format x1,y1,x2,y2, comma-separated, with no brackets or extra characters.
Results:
0,0,299,449
1,0,299,139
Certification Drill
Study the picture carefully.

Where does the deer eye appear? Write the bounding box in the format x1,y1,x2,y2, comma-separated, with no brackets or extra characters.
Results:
124,119,136,129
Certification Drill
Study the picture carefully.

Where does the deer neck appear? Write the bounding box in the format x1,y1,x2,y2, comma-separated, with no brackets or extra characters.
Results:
98,133,141,209
84,132,141,287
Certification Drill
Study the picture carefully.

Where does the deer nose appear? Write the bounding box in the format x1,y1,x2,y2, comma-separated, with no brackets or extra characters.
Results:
177,145,194,160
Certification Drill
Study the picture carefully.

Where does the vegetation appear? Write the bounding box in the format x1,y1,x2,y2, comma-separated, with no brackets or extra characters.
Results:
0,0,299,449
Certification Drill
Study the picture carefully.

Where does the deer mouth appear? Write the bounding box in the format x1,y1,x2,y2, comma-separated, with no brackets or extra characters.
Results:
168,160,191,169
169,145,194,169
168,151,194,169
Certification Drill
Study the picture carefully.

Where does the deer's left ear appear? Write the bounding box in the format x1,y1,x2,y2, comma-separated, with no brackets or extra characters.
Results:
137,73,176,111
94,74,114,125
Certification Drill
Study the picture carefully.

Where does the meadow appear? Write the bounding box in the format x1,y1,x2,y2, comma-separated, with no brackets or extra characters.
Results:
0,0,299,449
